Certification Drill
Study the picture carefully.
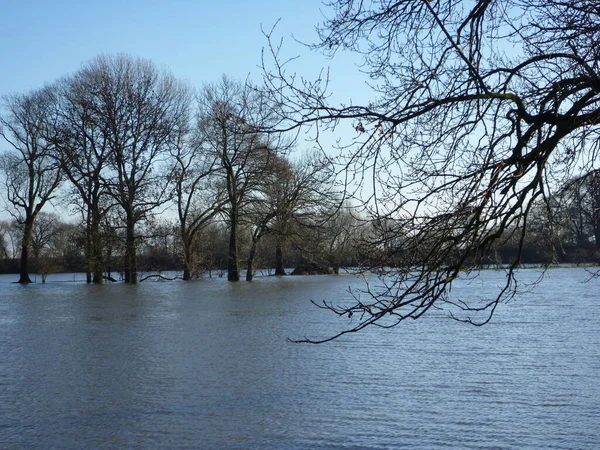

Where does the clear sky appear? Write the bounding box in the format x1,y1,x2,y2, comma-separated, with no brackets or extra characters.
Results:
0,1,371,221
0,0,363,97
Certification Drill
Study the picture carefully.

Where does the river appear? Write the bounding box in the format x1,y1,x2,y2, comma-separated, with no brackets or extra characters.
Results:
0,268,599,449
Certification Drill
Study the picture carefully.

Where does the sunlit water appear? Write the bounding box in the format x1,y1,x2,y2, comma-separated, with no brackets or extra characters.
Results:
0,268,599,449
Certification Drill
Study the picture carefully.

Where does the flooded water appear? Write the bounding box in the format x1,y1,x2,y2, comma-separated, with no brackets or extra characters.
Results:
0,268,599,449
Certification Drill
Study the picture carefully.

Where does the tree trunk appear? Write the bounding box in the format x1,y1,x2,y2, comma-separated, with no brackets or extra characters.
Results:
124,216,137,284
246,259,254,281
246,238,258,281
91,210,103,283
591,172,600,250
594,213,600,249
91,241,104,283
594,192,600,249
182,235,192,280
228,208,240,281
18,220,34,284
84,208,104,283
85,211,93,283
105,242,113,281
274,241,286,276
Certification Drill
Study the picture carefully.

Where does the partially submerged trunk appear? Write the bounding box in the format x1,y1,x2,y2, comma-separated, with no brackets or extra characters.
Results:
274,241,286,276
85,211,93,283
228,207,240,282
182,238,197,281
86,209,104,284
91,210,104,283
246,237,259,281
123,215,138,284
182,234,193,281
18,219,34,284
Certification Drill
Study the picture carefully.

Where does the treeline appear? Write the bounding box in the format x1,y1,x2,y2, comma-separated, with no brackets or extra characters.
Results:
493,171,600,265
0,54,368,283
0,208,364,281
1,54,598,285
379,170,600,269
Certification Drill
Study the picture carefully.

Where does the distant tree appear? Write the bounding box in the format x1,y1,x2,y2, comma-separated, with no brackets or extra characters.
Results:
263,0,600,341
170,118,226,280
137,217,180,277
294,202,363,274
244,154,288,280
30,212,61,260
320,205,362,274
193,222,229,277
0,220,9,260
52,71,117,283
245,151,336,280
196,76,288,281
2,219,23,260
559,170,600,248
31,214,73,282
0,88,62,283
70,54,191,284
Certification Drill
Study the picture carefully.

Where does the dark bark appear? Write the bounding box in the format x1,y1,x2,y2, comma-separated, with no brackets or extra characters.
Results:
85,225,92,283
228,208,240,281
182,238,192,280
593,175,600,248
246,236,259,281
124,215,137,284
84,209,104,283
594,208,600,249
246,249,255,281
18,220,33,284
274,241,286,276
90,209,104,283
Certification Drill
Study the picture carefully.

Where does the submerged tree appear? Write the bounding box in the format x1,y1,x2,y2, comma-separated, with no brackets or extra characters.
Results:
242,153,332,280
196,76,288,281
53,71,115,283
0,88,62,284
74,55,191,284
258,151,337,278
263,0,600,341
170,121,225,280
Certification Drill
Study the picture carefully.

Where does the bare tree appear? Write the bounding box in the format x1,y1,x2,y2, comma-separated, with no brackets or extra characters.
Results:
196,76,288,281
170,119,226,280
558,170,600,248
0,220,9,260
244,154,289,280
248,151,336,279
315,204,363,274
30,212,69,282
1,219,23,260
30,212,61,259
51,71,119,283
0,88,62,283
263,0,600,341
71,54,191,284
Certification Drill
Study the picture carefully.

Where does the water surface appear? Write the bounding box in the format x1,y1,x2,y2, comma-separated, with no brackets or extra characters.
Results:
0,268,599,449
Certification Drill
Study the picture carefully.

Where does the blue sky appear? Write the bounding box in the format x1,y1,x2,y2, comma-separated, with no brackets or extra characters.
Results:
0,0,364,96
0,1,372,220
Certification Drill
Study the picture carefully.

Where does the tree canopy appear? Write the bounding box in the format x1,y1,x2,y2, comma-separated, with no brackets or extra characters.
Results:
262,0,600,341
